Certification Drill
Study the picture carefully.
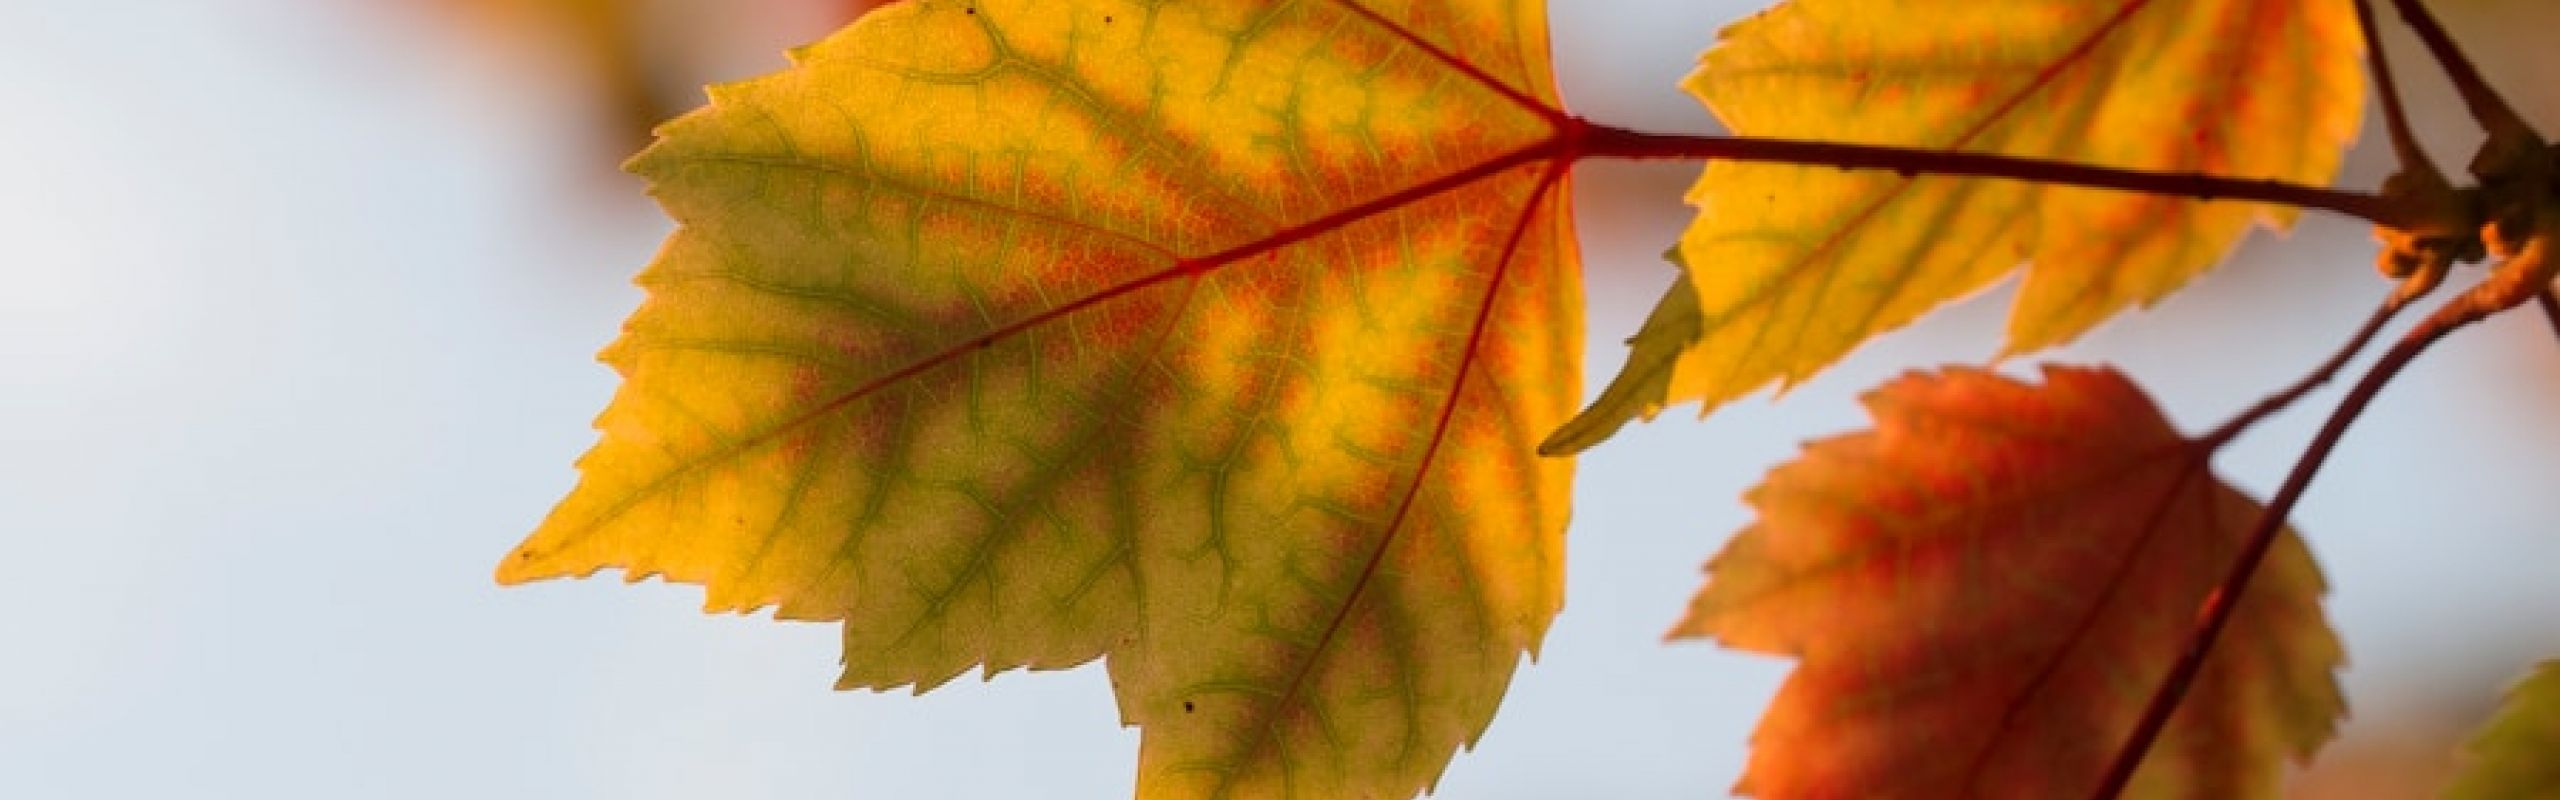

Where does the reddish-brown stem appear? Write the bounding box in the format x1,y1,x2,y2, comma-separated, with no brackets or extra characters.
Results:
2088,293,2502,800
2384,0,2533,140
2198,292,2410,449
2355,0,2436,173
568,111,2417,548
1569,121,2409,226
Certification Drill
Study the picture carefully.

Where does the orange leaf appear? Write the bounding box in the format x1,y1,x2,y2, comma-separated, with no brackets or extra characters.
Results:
495,2,1582,797
1677,366,2343,799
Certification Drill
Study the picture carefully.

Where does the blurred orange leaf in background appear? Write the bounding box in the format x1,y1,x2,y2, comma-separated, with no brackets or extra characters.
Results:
421,0,886,145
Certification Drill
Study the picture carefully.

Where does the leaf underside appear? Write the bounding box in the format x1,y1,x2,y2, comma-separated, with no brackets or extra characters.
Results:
496,1,1583,798
1677,366,2343,799
1548,0,2365,453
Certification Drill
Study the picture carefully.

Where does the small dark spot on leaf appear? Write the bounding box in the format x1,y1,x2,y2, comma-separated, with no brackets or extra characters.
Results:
1183,701,1196,713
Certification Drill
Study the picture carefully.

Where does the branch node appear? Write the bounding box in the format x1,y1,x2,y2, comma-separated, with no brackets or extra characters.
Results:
2372,165,2483,283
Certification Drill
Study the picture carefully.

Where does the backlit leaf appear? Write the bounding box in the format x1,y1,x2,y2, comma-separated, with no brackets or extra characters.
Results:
2444,661,2560,800
1676,366,2343,798
1549,0,2364,453
495,2,1582,797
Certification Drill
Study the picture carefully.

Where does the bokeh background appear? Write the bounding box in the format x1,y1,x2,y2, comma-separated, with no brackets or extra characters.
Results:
4,1,2557,796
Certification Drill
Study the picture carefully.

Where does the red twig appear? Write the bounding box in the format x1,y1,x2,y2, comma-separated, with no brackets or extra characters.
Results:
2199,293,2411,449
2383,0,2532,139
1570,122,2407,226
2355,0,2436,173
2087,290,2506,799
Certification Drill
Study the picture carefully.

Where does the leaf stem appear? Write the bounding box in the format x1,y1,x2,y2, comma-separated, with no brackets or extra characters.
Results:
2197,291,2410,449
2087,290,2504,800
2383,0,2533,140
2355,0,2436,174
1569,121,2408,226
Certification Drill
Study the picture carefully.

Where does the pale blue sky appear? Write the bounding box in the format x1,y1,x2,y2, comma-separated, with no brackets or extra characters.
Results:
3,1,2557,797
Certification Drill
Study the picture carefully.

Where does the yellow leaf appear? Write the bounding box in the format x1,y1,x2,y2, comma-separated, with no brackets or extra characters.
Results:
1550,0,2364,453
495,2,1581,797
1679,365,2344,799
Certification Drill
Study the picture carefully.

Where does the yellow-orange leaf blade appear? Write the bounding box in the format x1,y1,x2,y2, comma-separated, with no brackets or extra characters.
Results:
2445,661,2560,799
495,2,1581,798
1550,0,2363,452
1677,366,2343,799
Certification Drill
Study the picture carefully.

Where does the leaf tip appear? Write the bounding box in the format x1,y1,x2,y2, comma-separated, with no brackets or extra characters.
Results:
1543,346,1682,455
1536,411,1624,457
1660,617,1711,644
492,544,545,586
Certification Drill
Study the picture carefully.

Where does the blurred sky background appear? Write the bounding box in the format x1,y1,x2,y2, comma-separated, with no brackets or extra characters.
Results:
3,1,2558,797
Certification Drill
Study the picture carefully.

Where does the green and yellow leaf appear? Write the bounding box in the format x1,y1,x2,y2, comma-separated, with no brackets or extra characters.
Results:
496,1,1582,797
1549,0,2364,453
2445,661,2560,799
1676,365,2343,798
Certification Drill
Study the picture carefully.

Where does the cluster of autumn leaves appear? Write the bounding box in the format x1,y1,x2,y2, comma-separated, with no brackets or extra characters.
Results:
475,0,2558,797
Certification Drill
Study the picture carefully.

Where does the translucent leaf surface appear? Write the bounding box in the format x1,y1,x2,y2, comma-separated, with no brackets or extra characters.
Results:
2445,661,2560,800
495,2,1582,797
1677,366,2344,798
1552,0,2363,452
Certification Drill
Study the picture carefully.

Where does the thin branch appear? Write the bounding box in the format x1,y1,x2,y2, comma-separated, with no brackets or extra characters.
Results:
1571,122,2408,226
2355,0,2436,174
2198,290,2411,448
2087,290,2508,800
2384,0,2533,140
